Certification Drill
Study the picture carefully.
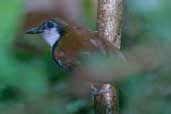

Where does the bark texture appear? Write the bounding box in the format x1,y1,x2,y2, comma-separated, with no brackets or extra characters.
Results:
94,0,123,114
97,0,123,48
94,84,119,114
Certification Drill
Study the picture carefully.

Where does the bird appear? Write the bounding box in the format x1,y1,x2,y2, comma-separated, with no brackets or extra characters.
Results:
26,18,126,95
26,18,124,71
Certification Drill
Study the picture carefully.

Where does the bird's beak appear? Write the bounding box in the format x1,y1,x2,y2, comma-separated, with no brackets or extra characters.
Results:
25,27,43,34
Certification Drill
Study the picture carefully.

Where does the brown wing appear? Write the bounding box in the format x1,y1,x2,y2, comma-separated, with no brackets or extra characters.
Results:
52,25,123,71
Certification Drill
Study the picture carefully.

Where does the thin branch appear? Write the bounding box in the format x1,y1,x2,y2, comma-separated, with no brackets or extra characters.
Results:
94,84,119,114
97,0,123,48
93,0,123,114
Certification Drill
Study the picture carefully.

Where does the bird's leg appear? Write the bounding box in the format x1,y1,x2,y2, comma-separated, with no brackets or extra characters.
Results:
90,83,111,96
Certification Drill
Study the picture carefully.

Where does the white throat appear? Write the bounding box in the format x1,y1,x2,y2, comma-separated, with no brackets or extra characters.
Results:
42,28,60,48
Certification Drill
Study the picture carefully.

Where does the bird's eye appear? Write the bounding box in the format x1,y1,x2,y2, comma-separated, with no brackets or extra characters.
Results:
46,21,54,28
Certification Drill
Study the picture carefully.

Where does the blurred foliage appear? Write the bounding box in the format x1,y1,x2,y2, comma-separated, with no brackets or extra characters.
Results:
122,0,171,48
81,0,96,30
0,0,49,102
0,0,171,114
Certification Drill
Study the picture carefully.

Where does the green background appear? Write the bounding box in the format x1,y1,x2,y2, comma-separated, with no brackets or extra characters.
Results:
0,0,171,114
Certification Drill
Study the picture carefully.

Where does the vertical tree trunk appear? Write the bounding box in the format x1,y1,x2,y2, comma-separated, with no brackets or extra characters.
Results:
94,0,123,114
97,0,123,49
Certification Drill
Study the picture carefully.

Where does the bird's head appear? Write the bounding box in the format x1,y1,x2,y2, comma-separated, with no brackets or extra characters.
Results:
26,19,65,47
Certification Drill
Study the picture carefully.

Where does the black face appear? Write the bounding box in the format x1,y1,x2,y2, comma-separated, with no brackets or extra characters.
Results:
26,19,64,35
